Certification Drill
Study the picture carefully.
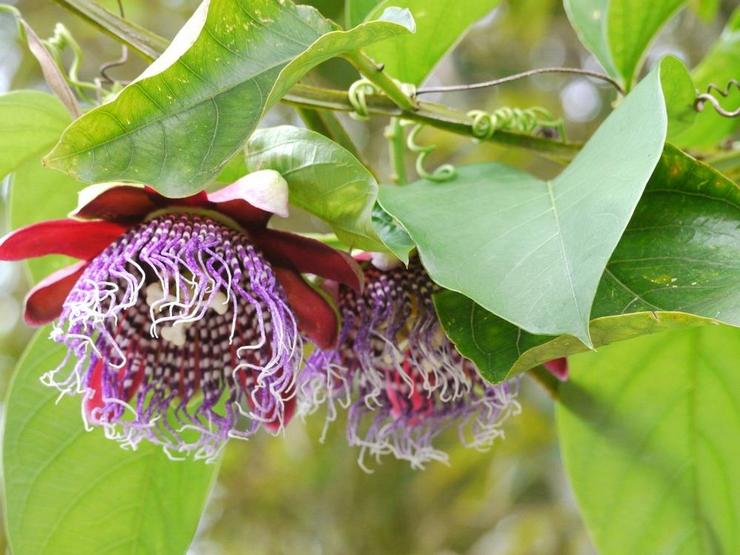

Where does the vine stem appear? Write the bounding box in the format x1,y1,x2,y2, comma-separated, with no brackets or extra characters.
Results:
52,0,580,160
345,52,419,111
386,117,408,184
285,84,580,158
418,67,625,96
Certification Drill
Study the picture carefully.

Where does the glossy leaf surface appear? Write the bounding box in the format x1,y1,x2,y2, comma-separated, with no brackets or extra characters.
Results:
246,125,382,250
557,325,740,555
380,62,676,345
364,0,500,85
563,0,617,76
246,125,412,258
607,0,687,87
565,0,688,86
435,145,740,382
45,0,412,196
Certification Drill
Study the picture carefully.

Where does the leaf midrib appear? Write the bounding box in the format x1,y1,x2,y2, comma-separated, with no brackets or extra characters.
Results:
49,54,298,162
546,181,584,330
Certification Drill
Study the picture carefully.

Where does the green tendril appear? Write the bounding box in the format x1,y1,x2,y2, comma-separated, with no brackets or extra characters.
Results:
468,107,566,141
43,23,101,102
400,120,457,183
348,78,418,121
348,79,380,120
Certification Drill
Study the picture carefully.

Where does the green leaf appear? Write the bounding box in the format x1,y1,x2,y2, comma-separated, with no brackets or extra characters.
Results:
363,0,500,85
435,145,740,382
346,0,380,27
45,0,412,197
607,0,687,88
563,0,618,77
0,90,69,177
246,125,413,260
675,8,740,148
380,61,679,345
0,91,80,283
4,330,218,555
246,125,381,250
557,325,740,555
566,0,689,87
371,203,414,264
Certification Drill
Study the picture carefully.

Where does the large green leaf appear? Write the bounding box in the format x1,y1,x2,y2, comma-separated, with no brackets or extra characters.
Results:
4,330,218,555
566,0,688,87
363,0,500,85
0,91,80,282
675,8,740,148
435,145,740,382
45,0,413,197
246,125,412,259
557,325,740,555
380,61,686,345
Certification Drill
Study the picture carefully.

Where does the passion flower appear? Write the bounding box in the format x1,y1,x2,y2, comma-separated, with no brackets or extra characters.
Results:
0,172,361,460
300,258,521,470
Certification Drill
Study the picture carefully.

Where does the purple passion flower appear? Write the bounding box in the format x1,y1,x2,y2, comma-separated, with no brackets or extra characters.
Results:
300,258,521,470
0,175,362,460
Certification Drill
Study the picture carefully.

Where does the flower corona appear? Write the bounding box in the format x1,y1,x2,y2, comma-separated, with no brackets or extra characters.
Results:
300,258,521,470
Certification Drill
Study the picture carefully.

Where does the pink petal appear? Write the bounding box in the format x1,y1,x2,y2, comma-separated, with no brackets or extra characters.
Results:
544,357,569,381
0,220,127,261
207,170,289,228
273,267,339,349
24,261,88,325
254,230,363,291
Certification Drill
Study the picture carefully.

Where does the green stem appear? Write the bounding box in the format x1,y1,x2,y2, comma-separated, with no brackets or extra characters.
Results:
285,84,581,159
345,52,419,112
52,0,168,60
386,117,407,184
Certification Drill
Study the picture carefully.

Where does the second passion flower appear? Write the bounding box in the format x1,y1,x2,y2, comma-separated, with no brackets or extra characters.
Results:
0,172,362,460
299,257,522,470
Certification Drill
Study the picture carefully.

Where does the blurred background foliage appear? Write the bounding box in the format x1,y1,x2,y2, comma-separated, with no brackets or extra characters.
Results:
0,1,735,553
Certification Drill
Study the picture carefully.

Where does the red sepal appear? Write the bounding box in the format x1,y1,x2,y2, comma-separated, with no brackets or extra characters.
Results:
254,230,363,292
0,220,127,261
544,357,568,381
24,261,88,325
273,267,339,349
